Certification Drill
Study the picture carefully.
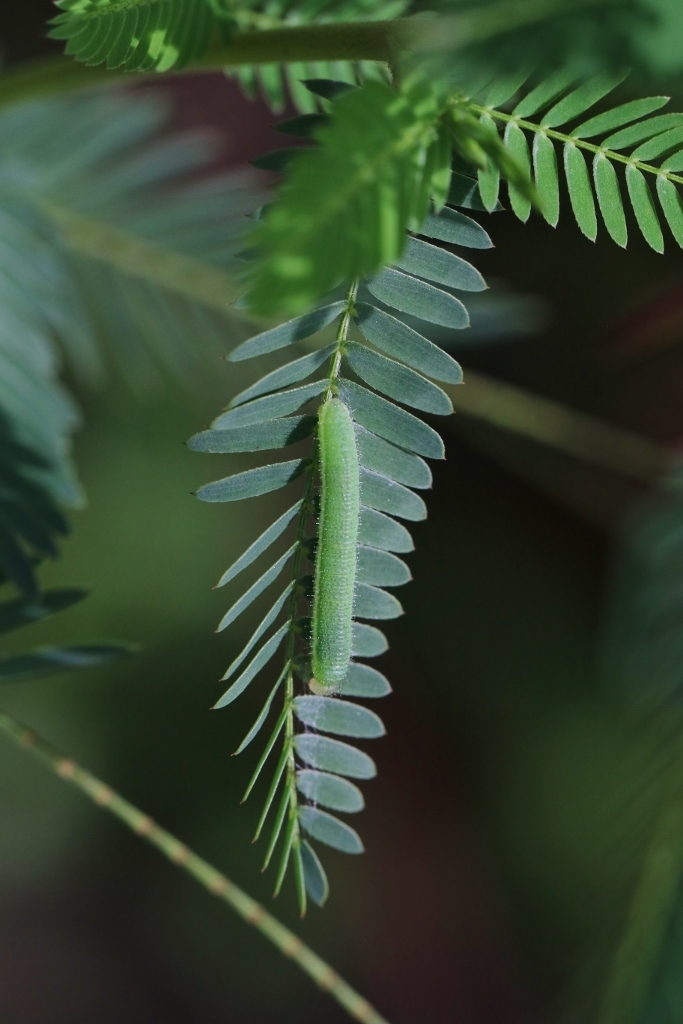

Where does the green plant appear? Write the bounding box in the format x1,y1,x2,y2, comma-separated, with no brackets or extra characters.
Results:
5,1,683,1021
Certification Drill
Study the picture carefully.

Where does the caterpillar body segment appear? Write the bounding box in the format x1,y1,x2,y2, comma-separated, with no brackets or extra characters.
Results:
311,397,360,688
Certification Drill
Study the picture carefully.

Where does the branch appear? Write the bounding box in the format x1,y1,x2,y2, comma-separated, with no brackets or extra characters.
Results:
0,711,391,1024
449,370,670,483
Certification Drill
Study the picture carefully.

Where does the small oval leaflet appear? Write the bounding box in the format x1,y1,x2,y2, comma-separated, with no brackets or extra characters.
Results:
359,467,427,521
355,425,432,490
337,380,445,461
294,734,377,779
188,416,315,453
229,301,345,361
358,506,415,553
296,769,365,813
301,840,329,907
356,545,411,588
196,459,305,503
351,622,388,658
298,806,364,854
366,267,469,330
354,583,403,620
354,303,463,385
294,695,386,738
338,662,392,699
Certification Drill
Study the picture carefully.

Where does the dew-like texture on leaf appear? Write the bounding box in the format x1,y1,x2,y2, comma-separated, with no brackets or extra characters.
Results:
602,113,683,151
294,695,385,738
358,506,414,553
196,460,305,503
632,126,683,162
217,544,297,632
0,643,133,681
540,69,628,128
351,621,388,657
216,501,301,588
512,67,576,118
188,416,315,453
504,121,532,221
593,154,628,248
354,582,403,620
213,624,289,709
301,840,329,907
366,268,469,329
294,734,377,778
354,425,432,489
221,584,293,681
626,165,664,252
359,468,427,521
338,381,445,460
339,662,392,698
657,177,683,246
299,807,363,853
296,770,365,812
533,132,559,226
354,304,463,384
0,588,87,637
419,207,492,249
229,303,345,361
572,97,669,139
345,342,452,416
212,381,327,429
564,143,597,240
356,545,411,587
229,345,335,407
394,236,487,292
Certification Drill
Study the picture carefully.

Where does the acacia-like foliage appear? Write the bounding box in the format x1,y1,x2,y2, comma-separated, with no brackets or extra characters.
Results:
190,86,493,909
465,68,683,250
0,88,252,594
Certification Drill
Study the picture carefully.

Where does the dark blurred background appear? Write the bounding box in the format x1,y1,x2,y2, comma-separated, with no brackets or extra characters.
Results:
3,4,683,1023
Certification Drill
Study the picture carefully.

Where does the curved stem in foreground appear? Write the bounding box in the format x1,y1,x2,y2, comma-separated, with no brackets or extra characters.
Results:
0,710,391,1024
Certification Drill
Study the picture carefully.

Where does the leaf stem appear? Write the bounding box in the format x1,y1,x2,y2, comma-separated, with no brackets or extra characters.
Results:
0,710,391,1024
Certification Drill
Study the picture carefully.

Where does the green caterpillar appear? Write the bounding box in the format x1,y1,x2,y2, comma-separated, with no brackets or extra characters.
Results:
310,396,360,689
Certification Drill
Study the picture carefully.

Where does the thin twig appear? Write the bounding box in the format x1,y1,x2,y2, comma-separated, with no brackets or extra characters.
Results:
449,370,670,483
0,711,391,1024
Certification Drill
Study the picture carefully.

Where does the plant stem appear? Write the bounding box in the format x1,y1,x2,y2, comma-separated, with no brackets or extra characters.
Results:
0,710,391,1024
0,22,413,110
449,370,669,482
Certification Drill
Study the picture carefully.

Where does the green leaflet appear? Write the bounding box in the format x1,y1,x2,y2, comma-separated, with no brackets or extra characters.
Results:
0,588,87,636
196,460,306,503
293,696,385,738
337,380,446,460
603,114,683,151
354,303,462,385
229,303,345,362
485,68,533,108
50,0,215,71
187,417,316,454
512,67,577,119
221,584,294,682
354,425,433,490
234,666,289,755
657,176,683,246
358,506,415,553
572,97,669,139
419,207,493,249
448,172,500,211
394,237,487,292
477,114,501,213
339,662,392,699
215,501,301,588
504,121,532,222
366,268,470,329
212,382,327,430
248,78,449,316
213,624,289,709
0,643,132,681
301,841,329,907
593,155,628,248
632,126,683,162
540,70,629,128
217,544,297,632
351,622,388,658
229,345,336,407
294,734,377,779
359,468,427,522
533,133,560,227
356,545,411,587
344,342,453,416
299,807,363,854
564,144,597,241
354,583,404,620
626,166,664,252
296,770,364,813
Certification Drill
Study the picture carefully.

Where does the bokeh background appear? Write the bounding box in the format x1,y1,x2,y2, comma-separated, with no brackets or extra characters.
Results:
3,4,683,1022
